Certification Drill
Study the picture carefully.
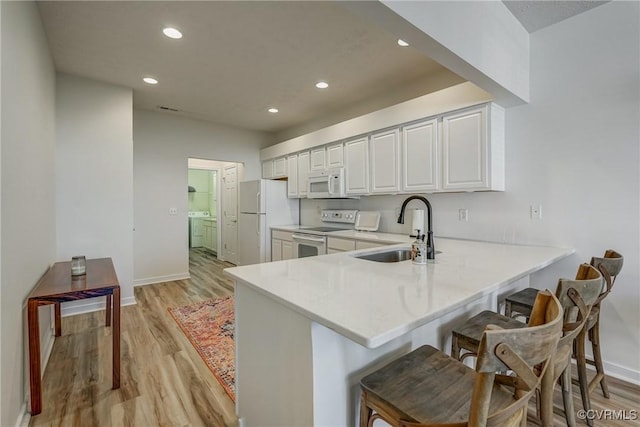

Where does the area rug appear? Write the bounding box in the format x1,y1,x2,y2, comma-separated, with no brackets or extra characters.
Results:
168,296,235,401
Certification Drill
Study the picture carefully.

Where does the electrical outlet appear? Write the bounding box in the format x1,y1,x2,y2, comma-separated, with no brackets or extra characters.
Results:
169,207,178,215
458,208,469,222
530,205,542,220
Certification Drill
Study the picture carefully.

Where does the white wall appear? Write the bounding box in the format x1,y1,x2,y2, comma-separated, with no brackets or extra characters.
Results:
133,110,269,284
0,2,56,426
302,1,640,382
56,74,135,309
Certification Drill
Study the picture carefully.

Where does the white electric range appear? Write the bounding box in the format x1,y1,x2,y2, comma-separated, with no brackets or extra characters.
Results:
292,210,358,258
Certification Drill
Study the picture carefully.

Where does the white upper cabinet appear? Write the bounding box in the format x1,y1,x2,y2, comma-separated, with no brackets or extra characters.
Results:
287,155,298,197
370,129,400,193
402,118,439,192
310,148,326,171
344,137,369,195
327,143,344,167
262,160,273,179
441,104,504,191
261,102,504,193
298,151,310,197
273,157,287,179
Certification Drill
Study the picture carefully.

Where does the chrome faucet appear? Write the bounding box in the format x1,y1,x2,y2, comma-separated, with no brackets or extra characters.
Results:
397,195,435,260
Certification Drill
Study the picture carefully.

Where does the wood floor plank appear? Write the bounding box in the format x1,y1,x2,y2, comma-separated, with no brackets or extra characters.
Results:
30,248,638,426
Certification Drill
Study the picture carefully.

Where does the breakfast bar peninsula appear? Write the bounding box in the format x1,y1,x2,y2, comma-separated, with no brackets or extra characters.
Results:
224,237,573,427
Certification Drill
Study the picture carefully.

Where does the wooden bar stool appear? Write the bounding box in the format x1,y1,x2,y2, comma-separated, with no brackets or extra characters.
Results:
572,250,623,423
450,264,603,427
359,291,563,427
503,250,623,418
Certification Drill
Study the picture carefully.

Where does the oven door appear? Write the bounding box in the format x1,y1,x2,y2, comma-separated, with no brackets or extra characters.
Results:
292,233,327,258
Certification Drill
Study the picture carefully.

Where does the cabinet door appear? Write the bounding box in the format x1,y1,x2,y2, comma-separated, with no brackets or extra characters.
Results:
327,143,344,167
203,223,212,250
262,160,274,179
442,106,488,190
272,239,282,262
298,151,310,197
287,155,299,197
282,241,293,260
370,129,400,193
273,157,287,178
344,137,369,195
402,119,438,192
310,148,326,171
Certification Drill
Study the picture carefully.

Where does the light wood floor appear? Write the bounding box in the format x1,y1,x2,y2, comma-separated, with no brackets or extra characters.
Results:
30,248,639,426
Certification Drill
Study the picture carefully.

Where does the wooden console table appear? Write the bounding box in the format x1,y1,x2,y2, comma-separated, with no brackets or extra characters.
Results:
27,257,120,415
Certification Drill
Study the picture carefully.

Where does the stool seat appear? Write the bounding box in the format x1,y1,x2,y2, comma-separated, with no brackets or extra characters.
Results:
451,311,525,360
504,287,539,319
361,345,515,424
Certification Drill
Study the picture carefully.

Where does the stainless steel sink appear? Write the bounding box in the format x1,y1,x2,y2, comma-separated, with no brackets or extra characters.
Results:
354,247,442,263
354,248,413,263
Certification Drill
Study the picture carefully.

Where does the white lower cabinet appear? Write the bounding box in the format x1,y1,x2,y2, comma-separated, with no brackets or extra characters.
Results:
272,230,294,261
203,220,217,253
328,237,388,253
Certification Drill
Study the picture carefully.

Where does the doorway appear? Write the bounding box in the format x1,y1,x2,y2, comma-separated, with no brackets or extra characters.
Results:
187,158,242,269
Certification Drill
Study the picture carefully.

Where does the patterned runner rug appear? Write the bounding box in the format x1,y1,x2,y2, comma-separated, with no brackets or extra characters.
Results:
168,296,235,401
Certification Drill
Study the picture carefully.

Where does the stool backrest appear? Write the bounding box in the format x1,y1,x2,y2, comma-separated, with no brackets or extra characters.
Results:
470,290,563,427
590,250,623,307
554,264,603,358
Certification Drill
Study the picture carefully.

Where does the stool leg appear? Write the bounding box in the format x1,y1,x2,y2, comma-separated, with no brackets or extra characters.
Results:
505,300,512,318
590,319,610,398
540,364,554,427
451,334,461,360
561,364,576,427
575,330,594,427
359,391,371,427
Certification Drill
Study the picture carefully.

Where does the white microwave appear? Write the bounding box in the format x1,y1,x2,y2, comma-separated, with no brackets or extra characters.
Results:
307,167,348,198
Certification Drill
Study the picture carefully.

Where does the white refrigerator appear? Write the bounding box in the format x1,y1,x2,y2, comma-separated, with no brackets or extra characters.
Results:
238,180,299,265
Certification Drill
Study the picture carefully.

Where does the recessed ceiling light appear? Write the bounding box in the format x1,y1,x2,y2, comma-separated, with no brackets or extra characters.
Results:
163,27,183,39
397,39,409,47
315,81,329,89
143,77,158,85
268,108,279,113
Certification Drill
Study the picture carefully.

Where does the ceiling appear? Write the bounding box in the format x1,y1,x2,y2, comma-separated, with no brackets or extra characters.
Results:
37,1,607,137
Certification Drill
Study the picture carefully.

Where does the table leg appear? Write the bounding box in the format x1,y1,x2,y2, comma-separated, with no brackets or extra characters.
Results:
112,287,121,389
105,294,112,327
54,303,62,337
28,300,42,415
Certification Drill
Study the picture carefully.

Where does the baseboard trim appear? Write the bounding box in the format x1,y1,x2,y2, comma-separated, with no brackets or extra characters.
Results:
60,296,137,317
133,272,190,287
14,399,30,427
604,360,640,386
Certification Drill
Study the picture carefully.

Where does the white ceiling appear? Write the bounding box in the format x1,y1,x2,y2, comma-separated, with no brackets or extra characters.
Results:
36,1,607,136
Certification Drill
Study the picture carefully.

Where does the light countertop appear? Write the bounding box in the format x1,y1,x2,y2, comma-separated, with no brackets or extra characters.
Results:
225,236,573,348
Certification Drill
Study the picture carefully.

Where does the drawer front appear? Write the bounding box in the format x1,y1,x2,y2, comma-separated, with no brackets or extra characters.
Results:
272,230,294,242
328,237,356,251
